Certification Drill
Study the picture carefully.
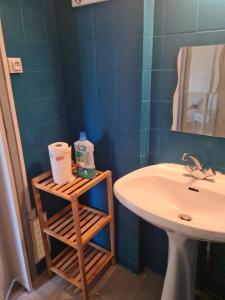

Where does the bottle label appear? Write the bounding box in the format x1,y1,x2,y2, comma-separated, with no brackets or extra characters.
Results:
76,151,85,169
78,145,86,152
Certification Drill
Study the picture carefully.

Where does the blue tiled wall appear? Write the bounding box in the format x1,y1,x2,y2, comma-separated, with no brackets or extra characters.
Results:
146,0,225,274
55,0,154,272
140,0,154,167
0,0,69,189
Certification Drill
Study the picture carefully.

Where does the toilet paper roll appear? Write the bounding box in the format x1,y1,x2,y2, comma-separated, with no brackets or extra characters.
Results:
48,142,74,185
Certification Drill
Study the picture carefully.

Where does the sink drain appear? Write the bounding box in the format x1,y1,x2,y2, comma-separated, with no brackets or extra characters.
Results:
179,214,192,222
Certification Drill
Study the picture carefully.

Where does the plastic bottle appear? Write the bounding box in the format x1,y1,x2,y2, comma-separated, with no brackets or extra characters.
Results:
74,132,96,179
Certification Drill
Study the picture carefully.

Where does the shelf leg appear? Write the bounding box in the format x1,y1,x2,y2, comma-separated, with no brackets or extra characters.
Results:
71,198,88,300
32,184,53,277
107,173,116,266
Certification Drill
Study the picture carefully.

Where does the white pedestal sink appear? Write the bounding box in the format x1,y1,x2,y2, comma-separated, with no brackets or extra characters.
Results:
114,163,225,300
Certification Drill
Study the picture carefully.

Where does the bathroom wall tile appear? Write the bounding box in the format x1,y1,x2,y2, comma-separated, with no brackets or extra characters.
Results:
149,153,164,165
33,98,67,126
118,128,140,156
0,0,19,6
150,101,172,130
5,39,52,75
22,7,47,41
83,97,98,123
157,129,210,160
140,128,150,156
98,97,118,126
84,121,104,145
95,36,116,71
117,33,142,69
15,100,39,129
94,0,116,35
118,100,140,129
144,0,154,35
94,2,117,70
5,38,26,61
20,0,43,9
0,4,24,39
196,30,225,46
152,36,165,70
159,101,172,129
116,203,141,272
77,7,94,39
38,120,68,147
149,128,158,154
19,129,41,163
79,39,96,71
143,34,153,69
97,69,117,98
142,223,168,275
116,0,143,36
141,100,150,129
42,0,54,11
114,151,140,177
151,70,177,101
164,33,195,69
140,153,149,167
150,101,160,129
165,0,198,34
117,69,142,100
81,68,97,98
46,11,59,43
154,0,166,35
142,70,151,100
12,71,63,102
24,41,51,71
198,0,225,31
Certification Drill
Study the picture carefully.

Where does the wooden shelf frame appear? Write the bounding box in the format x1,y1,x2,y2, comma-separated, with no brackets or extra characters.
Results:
32,166,116,300
44,204,111,248
51,242,113,289
32,164,109,201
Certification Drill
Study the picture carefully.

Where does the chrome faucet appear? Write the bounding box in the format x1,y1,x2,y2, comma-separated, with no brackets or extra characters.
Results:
182,153,216,180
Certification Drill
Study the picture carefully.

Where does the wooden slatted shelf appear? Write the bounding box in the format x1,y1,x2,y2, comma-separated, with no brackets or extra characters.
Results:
32,164,116,300
32,165,108,201
51,243,113,289
44,204,111,248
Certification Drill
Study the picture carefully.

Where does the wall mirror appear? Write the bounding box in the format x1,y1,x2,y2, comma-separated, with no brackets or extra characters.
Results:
172,44,225,138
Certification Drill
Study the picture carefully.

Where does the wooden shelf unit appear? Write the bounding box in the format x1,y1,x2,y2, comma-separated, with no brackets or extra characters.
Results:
32,165,115,300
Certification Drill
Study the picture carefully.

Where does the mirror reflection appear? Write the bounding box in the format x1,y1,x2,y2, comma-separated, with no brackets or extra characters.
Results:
172,44,225,138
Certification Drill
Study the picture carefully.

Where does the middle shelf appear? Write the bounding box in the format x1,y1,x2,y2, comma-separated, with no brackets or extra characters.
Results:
44,204,111,249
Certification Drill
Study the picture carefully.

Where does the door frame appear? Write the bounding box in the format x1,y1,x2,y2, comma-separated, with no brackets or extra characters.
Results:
0,20,36,283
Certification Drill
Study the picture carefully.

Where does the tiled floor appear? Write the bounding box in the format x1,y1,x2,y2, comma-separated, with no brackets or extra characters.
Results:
17,265,164,300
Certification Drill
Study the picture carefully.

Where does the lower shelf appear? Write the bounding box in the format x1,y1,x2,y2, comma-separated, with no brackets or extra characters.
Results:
51,242,113,289
44,204,111,249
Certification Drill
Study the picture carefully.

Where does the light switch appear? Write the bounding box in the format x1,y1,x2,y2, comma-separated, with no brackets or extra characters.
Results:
8,57,23,74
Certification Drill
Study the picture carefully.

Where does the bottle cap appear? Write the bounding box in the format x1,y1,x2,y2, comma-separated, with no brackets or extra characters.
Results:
79,132,87,141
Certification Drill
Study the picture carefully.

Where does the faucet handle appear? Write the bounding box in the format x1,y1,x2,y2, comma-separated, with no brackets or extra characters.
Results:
192,169,207,180
204,168,216,177
182,153,202,170
182,153,189,161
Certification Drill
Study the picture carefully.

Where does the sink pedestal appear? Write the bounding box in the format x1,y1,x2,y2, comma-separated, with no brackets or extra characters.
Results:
161,232,198,300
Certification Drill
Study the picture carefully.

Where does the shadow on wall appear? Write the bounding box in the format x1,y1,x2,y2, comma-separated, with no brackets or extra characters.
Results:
55,0,145,273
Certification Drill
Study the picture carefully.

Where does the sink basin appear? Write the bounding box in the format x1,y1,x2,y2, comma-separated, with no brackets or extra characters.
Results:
114,163,225,242
114,163,225,300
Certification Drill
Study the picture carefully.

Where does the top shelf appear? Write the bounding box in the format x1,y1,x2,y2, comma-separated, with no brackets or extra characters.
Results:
32,164,111,201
